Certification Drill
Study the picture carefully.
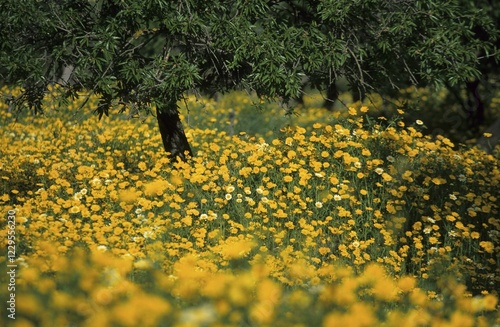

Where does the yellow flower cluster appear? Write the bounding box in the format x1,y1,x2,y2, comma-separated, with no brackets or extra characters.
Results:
0,86,498,326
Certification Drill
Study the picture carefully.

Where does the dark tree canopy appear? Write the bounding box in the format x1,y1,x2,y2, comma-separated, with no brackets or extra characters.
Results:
1,0,498,160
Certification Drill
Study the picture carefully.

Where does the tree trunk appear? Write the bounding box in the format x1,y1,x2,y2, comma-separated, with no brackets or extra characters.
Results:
156,102,193,162
58,64,75,86
322,82,339,111
466,80,484,128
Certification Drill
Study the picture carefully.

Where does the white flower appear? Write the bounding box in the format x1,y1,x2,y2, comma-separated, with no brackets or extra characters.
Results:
386,156,395,163
458,174,467,182
261,197,269,203
90,178,102,187
449,194,457,201
351,241,360,248
333,194,342,201
80,188,88,195
97,245,108,252
315,201,323,208
315,172,324,178
135,208,143,215
15,257,28,268
257,142,269,152
226,185,235,193
180,304,216,326
354,162,362,168
375,167,384,175
423,227,432,234
416,120,424,125
200,214,208,220
256,188,264,194
225,193,232,200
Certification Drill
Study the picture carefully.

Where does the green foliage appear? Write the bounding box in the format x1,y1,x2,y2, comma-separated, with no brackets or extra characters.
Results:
1,0,498,117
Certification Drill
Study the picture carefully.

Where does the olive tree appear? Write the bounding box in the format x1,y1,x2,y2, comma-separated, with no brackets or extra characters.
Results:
1,0,498,161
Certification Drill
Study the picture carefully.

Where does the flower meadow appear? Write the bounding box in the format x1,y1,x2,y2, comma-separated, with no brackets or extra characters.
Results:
0,86,499,326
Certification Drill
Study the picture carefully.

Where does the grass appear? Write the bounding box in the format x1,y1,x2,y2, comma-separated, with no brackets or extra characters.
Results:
0,85,499,326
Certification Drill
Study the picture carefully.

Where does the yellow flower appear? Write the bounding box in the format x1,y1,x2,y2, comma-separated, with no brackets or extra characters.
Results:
219,237,257,260
69,205,81,214
119,188,139,203
90,204,101,212
143,180,168,196
138,161,147,171
112,294,171,326
181,216,193,226
483,294,498,310
431,177,447,185
382,173,393,182
170,174,183,186
398,276,416,292
479,241,494,253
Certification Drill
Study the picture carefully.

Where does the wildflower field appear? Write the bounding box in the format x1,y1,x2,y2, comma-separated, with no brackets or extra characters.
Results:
1,86,499,326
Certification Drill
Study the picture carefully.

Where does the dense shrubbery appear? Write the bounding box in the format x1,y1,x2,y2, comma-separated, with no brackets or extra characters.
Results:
0,87,498,326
